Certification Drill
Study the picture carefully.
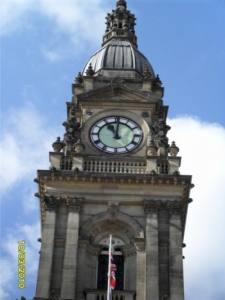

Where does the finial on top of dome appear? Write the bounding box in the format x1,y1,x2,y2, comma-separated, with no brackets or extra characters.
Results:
116,0,127,9
102,0,137,47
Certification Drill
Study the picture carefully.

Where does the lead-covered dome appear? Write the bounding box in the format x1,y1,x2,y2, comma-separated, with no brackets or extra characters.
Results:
81,0,155,80
82,40,155,79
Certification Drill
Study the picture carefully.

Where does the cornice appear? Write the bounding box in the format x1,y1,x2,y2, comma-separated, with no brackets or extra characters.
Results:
79,101,156,110
38,170,192,187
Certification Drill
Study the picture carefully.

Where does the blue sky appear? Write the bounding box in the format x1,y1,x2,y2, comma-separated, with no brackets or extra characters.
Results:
1,0,225,299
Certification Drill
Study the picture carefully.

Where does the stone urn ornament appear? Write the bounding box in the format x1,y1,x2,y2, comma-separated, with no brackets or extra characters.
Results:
147,140,158,156
52,137,64,152
74,138,85,153
168,141,179,156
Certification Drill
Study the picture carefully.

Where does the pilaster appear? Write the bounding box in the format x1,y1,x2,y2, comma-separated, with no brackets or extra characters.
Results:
35,195,59,298
168,201,184,300
143,200,160,300
60,197,83,299
133,239,146,300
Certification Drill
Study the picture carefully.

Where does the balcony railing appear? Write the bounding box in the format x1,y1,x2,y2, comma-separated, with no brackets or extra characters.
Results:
85,290,136,300
83,160,147,174
49,152,181,175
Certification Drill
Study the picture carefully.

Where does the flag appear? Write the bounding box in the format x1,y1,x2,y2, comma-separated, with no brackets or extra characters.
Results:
110,252,117,290
107,235,117,300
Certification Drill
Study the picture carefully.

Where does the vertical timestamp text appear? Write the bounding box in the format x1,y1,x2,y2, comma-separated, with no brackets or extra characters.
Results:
18,240,26,289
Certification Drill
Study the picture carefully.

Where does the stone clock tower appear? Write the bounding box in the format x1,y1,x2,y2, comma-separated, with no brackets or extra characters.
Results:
34,1,193,300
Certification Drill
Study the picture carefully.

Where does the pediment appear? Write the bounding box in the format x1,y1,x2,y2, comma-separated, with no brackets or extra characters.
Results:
77,83,158,104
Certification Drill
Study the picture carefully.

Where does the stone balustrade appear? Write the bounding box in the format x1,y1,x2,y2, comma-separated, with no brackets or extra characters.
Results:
49,153,181,175
85,289,136,300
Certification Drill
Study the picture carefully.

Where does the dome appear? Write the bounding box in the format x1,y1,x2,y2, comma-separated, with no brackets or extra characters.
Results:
82,41,155,79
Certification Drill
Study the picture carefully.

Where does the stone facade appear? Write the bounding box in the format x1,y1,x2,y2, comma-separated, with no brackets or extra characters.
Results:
34,1,193,300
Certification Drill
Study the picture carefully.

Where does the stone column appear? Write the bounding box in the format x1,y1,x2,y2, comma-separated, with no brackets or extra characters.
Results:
60,197,83,299
143,200,160,300
168,200,184,300
134,239,146,300
35,195,59,298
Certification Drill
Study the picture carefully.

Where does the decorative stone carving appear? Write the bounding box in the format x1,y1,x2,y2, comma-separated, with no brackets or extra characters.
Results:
142,111,149,117
52,137,64,152
190,183,195,189
168,141,179,156
147,140,158,156
154,74,162,87
142,66,152,78
85,63,95,76
69,105,75,118
48,289,59,300
108,204,118,224
66,196,83,212
86,109,93,115
133,238,145,252
167,200,183,215
73,138,85,153
43,194,60,211
62,112,81,143
143,199,161,214
50,166,56,172
151,119,171,149
111,76,125,85
75,71,83,84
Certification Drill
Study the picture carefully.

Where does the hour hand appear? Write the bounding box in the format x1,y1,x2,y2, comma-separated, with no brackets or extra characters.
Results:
107,124,115,135
107,123,121,139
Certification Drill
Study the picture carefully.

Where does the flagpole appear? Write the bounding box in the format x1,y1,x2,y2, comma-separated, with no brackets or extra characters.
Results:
107,235,112,300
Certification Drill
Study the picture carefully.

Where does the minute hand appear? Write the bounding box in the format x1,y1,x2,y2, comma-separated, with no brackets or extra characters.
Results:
114,117,121,139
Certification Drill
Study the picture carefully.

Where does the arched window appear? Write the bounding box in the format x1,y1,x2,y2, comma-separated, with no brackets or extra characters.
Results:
97,237,125,291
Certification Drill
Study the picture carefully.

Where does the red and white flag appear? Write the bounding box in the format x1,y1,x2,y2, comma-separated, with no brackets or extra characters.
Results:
107,236,117,300
110,252,117,290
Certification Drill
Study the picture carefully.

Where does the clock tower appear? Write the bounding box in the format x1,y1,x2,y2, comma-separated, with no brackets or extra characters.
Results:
34,1,193,300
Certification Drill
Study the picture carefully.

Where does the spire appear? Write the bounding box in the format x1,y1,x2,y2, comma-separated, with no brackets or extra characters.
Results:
102,0,137,48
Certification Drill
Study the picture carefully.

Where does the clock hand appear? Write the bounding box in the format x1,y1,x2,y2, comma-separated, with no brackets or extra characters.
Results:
114,117,121,139
107,124,116,134
106,119,121,139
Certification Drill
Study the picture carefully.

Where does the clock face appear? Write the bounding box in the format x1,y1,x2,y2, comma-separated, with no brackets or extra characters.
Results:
90,116,143,154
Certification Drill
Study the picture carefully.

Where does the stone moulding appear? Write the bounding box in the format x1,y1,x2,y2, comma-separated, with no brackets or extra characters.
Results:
80,210,144,240
79,101,156,110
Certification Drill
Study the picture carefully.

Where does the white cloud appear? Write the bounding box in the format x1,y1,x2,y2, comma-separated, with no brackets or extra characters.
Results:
168,116,225,300
1,0,111,58
0,102,62,196
0,222,40,300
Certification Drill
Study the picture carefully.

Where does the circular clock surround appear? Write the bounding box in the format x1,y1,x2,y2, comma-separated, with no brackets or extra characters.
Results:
90,116,143,154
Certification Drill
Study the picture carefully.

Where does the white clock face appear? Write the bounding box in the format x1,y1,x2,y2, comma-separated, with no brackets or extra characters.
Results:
90,116,143,154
